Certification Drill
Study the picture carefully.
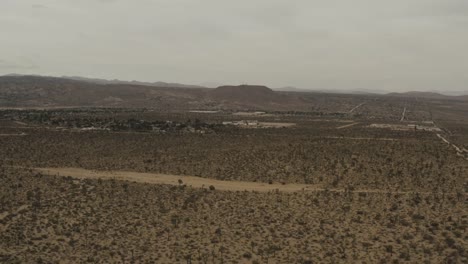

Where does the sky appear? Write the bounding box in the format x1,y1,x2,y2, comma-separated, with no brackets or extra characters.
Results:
1,0,467,92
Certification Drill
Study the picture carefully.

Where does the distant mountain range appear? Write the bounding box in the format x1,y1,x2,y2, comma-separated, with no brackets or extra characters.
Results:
0,74,466,109
276,85,468,96
60,76,205,89
275,86,381,94
0,75,310,110
386,91,468,100
4,74,467,96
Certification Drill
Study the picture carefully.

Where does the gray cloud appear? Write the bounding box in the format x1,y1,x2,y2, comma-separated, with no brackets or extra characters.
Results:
32,4,47,9
1,0,467,92
0,59,38,70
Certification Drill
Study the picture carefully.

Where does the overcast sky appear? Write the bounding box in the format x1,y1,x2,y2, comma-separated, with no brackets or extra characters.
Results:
1,0,467,91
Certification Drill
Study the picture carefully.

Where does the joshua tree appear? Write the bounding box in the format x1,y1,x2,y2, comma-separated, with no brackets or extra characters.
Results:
171,215,179,228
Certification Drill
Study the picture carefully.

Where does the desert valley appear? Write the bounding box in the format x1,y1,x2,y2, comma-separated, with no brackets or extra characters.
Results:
0,75,467,263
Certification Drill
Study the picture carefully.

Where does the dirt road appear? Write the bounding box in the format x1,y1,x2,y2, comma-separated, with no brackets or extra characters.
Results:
348,103,365,113
322,136,398,141
34,167,453,194
336,123,359,129
400,107,407,122
36,167,317,192
0,133,27,136
436,134,468,160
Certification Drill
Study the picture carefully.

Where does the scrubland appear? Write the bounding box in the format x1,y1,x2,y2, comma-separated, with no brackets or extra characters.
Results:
1,94,467,263
1,166,466,263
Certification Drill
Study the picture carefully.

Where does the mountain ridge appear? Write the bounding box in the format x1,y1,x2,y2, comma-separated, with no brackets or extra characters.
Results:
0,75,310,110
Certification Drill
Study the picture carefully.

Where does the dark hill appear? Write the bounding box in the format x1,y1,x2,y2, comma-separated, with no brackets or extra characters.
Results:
0,76,311,110
206,85,310,110
210,85,276,102
0,75,205,108
61,75,204,89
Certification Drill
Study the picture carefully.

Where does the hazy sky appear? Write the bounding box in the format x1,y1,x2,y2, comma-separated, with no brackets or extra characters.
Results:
1,0,467,91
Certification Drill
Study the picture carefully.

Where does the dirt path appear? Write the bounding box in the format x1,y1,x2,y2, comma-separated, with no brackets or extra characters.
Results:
34,167,454,195
400,107,407,122
336,123,359,129
14,121,28,126
436,134,468,160
0,127,40,129
322,136,398,141
348,103,365,113
36,167,318,192
0,133,27,136
259,122,296,128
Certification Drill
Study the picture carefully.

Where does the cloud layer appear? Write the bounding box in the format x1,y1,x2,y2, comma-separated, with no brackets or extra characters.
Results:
1,0,467,91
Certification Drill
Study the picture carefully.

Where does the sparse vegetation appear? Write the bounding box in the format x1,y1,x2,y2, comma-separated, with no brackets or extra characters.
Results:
0,90,467,263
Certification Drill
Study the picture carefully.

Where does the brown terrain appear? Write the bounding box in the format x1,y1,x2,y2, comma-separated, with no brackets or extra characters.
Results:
0,76,467,263
0,76,311,111
207,85,307,110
